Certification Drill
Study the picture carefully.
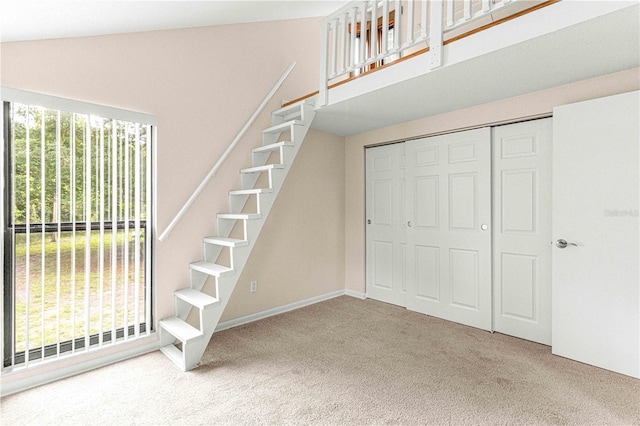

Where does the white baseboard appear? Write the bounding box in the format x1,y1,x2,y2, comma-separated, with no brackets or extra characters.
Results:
345,289,366,299
215,289,345,332
1,335,160,397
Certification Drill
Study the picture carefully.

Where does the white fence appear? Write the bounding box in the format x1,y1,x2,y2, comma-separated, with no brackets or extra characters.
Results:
318,0,527,105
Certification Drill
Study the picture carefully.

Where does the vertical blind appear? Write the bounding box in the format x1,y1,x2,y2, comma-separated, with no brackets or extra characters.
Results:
2,89,155,369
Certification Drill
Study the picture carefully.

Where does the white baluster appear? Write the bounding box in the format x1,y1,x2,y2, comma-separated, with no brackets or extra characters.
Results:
394,0,401,51
381,0,389,56
350,6,357,69
318,19,329,106
421,0,428,40
359,2,367,65
370,0,378,61
336,18,340,78
340,12,348,74
406,0,415,46
446,0,454,28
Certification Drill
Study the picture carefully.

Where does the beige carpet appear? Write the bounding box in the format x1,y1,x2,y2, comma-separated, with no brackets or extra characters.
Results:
1,296,639,425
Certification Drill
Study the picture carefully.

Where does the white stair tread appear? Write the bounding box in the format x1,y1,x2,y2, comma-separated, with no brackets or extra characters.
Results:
263,120,303,134
241,164,284,173
160,344,184,366
253,141,295,153
190,261,234,277
160,317,203,342
203,236,249,248
218,213,262,220
229,188,273,195
272,101,305,118
175,288,219,309
273,100,312,118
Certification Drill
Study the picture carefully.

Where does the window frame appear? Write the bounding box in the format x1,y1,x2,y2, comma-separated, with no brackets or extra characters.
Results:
1,87,157,370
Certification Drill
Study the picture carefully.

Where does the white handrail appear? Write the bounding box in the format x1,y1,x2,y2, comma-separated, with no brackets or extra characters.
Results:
158,62,296,241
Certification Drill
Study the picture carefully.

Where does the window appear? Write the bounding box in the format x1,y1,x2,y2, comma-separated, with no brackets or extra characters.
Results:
2,89,155,369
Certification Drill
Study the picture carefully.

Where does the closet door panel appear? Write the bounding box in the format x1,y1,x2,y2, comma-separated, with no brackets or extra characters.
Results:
406,128,492,331
366,143,407,306
493,118,552,345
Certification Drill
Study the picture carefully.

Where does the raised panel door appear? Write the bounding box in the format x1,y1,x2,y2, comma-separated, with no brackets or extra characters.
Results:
366,143,407,306
493,118,552,345
406,128,492,330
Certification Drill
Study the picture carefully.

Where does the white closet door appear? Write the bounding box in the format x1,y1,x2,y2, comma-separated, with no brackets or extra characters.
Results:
552,91,639,378
492,119,552,345
406,128,492,331
366,143,407,306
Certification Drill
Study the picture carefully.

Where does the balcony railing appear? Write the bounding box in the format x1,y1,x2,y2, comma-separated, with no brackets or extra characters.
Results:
318,0,550,106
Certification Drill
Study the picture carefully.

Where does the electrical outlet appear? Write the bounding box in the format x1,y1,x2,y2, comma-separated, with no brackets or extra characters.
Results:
250,280,257,293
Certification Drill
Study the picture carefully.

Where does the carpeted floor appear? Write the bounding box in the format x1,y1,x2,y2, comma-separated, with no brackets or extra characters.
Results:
1,296,639,425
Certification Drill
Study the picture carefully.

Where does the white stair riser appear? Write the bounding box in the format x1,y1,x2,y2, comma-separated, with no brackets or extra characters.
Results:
217,216,250,242
189,269,208,293
241,168,275,190
262,124,302,146
229,193,250,214
252,150,276,168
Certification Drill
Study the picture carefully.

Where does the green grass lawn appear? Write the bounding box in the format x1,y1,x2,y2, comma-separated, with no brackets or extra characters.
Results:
12,230,147,353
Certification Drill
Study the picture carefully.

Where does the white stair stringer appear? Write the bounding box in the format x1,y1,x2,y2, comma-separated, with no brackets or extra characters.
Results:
159,100,315,371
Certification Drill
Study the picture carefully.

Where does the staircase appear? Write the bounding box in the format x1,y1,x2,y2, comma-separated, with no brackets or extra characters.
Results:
158,100,316,371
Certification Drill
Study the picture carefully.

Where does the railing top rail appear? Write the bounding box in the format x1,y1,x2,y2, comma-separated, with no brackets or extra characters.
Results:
158,62,296,241
320,1,364,24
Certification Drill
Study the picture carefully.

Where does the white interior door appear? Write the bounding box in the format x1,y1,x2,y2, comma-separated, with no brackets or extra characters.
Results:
406,128,492,331
493,119,552,345
366,143,407,306
552,91,640,378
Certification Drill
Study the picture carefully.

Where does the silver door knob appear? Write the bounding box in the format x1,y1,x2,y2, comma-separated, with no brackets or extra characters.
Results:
407,221,413,227
556,239,577,249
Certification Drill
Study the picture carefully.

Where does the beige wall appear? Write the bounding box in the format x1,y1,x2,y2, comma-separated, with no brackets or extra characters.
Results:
1,18,345,325
224,128,345,320
344,68,640,294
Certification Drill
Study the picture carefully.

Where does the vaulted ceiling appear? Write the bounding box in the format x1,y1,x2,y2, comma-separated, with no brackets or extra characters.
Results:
0,0,348,42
